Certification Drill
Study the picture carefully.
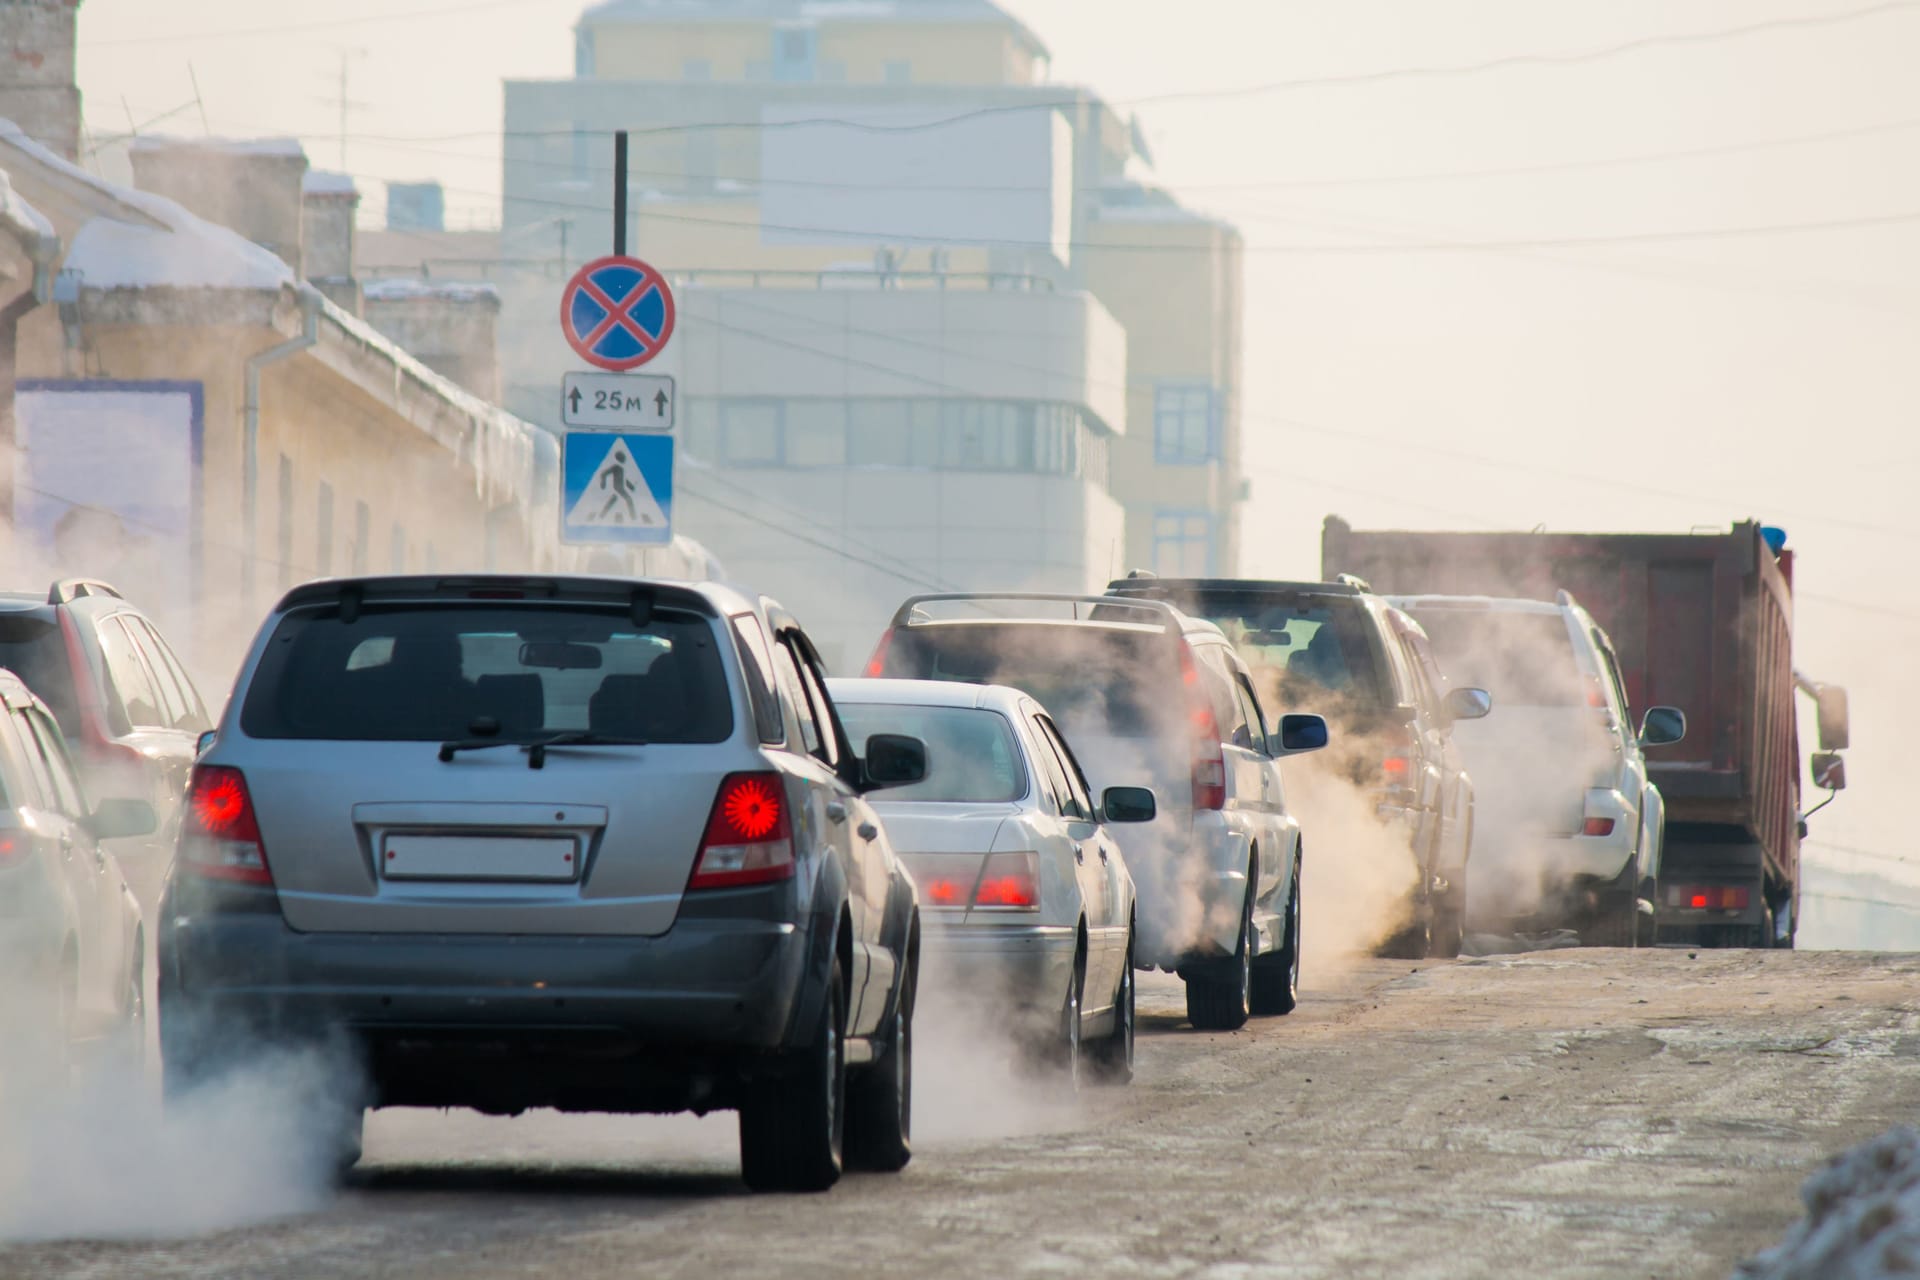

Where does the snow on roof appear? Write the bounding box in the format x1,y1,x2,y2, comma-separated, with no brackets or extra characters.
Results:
576,0,1048,53
0,120,164,228
0,165,55,252
128,135,306,159
302,170,359,197
363,276,501,303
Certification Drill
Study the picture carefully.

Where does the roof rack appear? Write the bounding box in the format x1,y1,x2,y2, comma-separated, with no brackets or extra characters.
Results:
1555,588,1579,609
1334,573,1374,593
48,578,123,606
885,592,1181,633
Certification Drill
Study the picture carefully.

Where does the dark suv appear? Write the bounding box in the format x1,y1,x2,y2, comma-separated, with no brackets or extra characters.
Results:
1107,575,1489,958
0,580,210,906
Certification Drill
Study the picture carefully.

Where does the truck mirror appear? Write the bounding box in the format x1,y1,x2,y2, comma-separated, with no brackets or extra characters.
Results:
1639,706,1686,747
1810,751,1846,792
1815,686,1850,751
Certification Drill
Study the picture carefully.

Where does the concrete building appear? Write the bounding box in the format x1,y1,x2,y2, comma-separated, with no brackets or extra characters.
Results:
451,0,1242,651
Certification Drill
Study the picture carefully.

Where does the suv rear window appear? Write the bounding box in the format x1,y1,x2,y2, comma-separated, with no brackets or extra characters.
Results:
1167,594,1389,710
838,703,1026,804
0,615,79,736
1405,610,1585,707
880,624,1168,738
240,605,732,743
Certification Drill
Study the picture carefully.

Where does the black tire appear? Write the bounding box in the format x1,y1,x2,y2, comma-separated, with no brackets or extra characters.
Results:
740,957,846,1193
844,960,913,1173
1250,858,1301,1016
327,1105,366,1178
1186,885,1253,1031
1052,952,1085,1088
1377,916,1430,961
1088,930,1136,1084
1584,894,1640,948
1430,897,1464,960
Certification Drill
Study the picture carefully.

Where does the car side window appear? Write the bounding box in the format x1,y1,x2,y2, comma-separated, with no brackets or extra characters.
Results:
122,618,191,730
0,709,34,810
131,618,208,731
1391,630,1438,719
1023,712,1078,818
22,707,84,816
790,645,842,770
729,614,785,744
1034,714,1095,820
770,636,824,758
9,706,54,808
1197,645,1248,746
98,616,165,731
1592,628,1633,721
1233,674,1270,753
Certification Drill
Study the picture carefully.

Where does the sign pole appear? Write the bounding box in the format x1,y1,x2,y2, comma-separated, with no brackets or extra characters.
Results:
613,129,628,256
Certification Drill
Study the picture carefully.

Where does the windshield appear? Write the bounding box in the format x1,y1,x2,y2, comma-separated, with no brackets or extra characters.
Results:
1406,610,1587,707
239,604,732,743
1171,595,1389,711
838,703,1027,804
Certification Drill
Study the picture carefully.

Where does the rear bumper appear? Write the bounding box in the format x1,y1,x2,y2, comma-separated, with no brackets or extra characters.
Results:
921,921,1076,1023
1132,811,1249,969
158,897,822,1111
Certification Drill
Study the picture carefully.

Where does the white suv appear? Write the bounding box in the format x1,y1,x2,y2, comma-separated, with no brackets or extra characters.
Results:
1388,592,1686,945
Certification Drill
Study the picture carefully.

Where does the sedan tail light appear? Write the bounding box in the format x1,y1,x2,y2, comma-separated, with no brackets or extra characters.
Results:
972,851,1039,910
689,772,795,890
179,765,273,885
862,629,894,678
1582,817,1616,837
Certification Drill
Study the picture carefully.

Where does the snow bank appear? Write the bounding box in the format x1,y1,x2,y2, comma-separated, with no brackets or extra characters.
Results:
302,170,358,197
1737,1127,1920,1279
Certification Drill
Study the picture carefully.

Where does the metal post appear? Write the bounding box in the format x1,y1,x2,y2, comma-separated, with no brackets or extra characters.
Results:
613,130,628,256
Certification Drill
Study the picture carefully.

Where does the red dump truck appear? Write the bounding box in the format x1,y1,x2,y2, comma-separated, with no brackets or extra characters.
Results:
1321,517,1848,948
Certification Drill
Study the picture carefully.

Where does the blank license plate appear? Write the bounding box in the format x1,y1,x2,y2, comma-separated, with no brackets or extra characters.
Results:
382,835,578,882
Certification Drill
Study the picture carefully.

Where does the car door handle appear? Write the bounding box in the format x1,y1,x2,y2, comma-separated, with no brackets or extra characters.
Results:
825,800,848,823
1073,841,1085,863
857,822,879,842
1097,844,1109,864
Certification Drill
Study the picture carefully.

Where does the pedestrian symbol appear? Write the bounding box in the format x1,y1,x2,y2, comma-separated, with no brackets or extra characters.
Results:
562,432,673,545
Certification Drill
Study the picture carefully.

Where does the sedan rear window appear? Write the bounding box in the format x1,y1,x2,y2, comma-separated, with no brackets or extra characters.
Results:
0,616,79,737
1406,610,1586,707
240,605,732,743
838,703,1026,804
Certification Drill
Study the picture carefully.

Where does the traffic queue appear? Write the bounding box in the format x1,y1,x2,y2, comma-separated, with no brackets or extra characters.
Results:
2,521,1847,1193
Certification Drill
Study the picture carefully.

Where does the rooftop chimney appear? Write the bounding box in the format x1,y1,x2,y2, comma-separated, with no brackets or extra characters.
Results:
128,137,309,271
0,0,82,160
302,170,361,315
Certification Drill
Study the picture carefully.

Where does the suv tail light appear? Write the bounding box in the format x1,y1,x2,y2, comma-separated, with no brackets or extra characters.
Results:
862,629,894,678
972,851,1039,910
689,772,795,890
180,765,273,885
1180,642,1227,811
1381,727,1416,792
1582,817,1616,837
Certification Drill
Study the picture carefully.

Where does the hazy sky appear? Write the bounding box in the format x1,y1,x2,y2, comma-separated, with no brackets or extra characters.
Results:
72,1,1920,919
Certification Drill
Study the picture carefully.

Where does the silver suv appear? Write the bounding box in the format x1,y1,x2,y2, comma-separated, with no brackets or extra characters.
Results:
1389,591,1686,945
159,575,928,1192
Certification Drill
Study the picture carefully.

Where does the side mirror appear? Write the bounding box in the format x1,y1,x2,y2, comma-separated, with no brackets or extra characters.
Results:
88,796,157,840
1639,706,1687,747
1100,786,1157,824
862,733,927,790
1442,687,1492,723
1273,713,1330,757
195,729,217,756
1816,686,1850,751
1811,751,1847,792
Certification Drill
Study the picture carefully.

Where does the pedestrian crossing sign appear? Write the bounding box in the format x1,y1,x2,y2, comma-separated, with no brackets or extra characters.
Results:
561,431,673,545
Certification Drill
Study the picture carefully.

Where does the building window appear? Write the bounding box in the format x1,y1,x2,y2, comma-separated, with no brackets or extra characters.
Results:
1153,511,1214,577
1154,382,1216,464
883,59,912,85
315,481,335,577
772,26,817,81
720,401,783,464
682,59,712,81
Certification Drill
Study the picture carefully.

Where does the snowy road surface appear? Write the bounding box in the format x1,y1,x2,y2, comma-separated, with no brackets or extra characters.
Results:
7,949,1920,1279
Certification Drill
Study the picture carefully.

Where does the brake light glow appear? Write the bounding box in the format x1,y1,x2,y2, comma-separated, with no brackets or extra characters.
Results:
1382,754,1411,781
1180,643,1227,812
0,836,20,865
689,772,795,890
1581,817,1616,837
972,851,1039,910
1586,679,1608,710
179,765,273,885
863,629,894,678
921,877,965,906
1668,885,1751,911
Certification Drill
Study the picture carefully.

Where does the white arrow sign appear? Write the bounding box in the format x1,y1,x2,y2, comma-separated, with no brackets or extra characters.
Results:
562,371,675,430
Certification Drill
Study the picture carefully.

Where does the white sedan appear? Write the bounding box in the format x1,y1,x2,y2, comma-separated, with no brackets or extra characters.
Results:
830,678,1155,1085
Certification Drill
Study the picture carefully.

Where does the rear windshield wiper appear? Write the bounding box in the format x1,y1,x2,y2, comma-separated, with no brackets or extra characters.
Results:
437,731,649,768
